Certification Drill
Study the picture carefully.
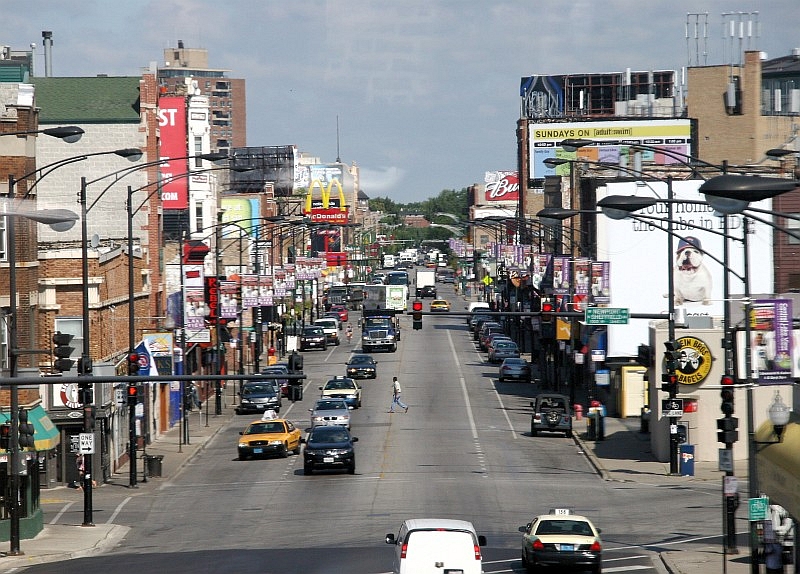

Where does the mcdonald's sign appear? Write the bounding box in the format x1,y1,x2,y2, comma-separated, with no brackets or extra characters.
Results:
304,179,349,224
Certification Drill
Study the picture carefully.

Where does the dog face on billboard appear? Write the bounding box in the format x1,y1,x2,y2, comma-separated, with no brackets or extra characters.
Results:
674,236,712,305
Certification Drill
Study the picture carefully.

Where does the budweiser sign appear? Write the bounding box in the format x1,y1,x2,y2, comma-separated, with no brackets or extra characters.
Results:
484,171,519,202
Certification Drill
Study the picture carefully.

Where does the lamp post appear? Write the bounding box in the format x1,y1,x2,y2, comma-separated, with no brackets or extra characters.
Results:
701,174,798,574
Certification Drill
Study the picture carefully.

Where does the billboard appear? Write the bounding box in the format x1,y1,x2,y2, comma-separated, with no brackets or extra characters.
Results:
528,119,695,181
302,164,350,224
229,145,297,196
158,96,189,209
484,171,519,203
596,180,774,358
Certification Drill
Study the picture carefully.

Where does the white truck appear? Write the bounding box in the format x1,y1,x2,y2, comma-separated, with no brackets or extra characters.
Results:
386,285,408,311
415,269,437,298
383,254,397,269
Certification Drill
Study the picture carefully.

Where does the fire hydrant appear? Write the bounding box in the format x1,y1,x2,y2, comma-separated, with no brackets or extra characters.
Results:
267,346,277,366
573,403,583,421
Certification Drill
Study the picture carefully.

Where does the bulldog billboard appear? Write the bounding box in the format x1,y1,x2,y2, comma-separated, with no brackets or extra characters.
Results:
596,180,774,358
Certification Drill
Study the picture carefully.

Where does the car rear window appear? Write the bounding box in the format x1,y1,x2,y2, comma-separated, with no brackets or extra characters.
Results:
405,530,477,558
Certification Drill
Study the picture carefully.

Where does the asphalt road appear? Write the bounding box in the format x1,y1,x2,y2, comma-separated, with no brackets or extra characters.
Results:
25,280,721,574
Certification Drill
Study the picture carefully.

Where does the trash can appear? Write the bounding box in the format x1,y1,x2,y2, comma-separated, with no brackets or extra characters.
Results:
640,407,651,434
679,444,695,476
145,454,164,478
587,414,597,441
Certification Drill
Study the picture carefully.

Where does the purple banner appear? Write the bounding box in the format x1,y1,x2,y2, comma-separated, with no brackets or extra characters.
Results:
751,298,793,384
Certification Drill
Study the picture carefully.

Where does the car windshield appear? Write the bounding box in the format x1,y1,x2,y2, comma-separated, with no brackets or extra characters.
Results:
242,384,276,396
244,421,286,435
504,358,526,365
308,427,351,444
303,328,323,336
315,400,347,411
496,342,517,349
536,519,593,536
349,356,372,364
325,379,355,390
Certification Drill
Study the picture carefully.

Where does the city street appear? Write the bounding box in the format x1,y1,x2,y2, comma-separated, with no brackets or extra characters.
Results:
19,282,723,573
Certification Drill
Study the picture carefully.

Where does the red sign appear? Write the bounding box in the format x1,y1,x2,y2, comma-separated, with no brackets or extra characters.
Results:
310,208,349,224
326,252,347,266
485,171,519,202
158,96,188,209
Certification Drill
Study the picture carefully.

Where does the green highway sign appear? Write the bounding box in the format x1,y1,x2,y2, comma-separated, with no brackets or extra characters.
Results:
584,307,630,325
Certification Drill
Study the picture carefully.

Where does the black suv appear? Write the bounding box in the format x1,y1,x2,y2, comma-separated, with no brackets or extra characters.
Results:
302,425,358,475
530,393,572,438
416,285,437,298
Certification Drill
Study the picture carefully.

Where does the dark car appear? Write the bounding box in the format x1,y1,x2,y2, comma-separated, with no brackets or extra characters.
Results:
530,393,572,438
417,284,437,298
499,357,531,382
235,382,282,415
346,354,378,379
302,425,358,475
260,365,290,397
300,326,327,351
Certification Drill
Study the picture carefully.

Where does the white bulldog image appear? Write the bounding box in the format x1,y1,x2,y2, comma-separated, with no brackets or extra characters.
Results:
673,236,712,305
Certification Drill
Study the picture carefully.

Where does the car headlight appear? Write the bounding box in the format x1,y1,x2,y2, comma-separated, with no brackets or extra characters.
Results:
238,441,248,448
241,398,253,404
312,416,325,423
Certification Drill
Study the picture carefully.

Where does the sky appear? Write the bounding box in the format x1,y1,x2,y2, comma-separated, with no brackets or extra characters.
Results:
5,1,798,203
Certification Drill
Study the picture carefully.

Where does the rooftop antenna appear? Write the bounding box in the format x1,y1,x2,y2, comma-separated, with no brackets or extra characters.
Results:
685,13,708,67
336,115,341,163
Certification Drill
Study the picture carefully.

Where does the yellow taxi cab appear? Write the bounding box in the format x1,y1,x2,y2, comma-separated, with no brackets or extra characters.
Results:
521,508,602,573
430,299,451,312
237,417,302,460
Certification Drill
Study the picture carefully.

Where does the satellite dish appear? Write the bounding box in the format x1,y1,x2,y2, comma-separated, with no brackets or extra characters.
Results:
91,233,100,248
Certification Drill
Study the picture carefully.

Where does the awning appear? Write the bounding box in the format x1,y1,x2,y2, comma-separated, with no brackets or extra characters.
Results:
0,405,61,452
757,412,800,519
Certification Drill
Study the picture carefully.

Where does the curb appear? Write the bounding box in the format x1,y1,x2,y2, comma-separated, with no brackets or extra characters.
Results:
572,432,611,481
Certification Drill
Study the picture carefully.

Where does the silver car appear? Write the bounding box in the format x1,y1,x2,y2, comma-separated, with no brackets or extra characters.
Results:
308,398,353,430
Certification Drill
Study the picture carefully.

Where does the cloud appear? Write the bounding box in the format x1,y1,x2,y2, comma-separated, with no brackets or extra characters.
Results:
358,166,406,195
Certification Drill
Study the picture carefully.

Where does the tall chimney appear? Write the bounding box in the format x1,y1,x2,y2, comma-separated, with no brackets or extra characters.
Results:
42,31,53,77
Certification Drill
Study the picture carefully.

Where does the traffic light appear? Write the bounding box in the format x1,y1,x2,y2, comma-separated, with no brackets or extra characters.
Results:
18,408,35,449
127,384,139,407
0,424,10,451
83,405,97,431
128,352,140,375
412,299,423,330
541,300,554,323
77,356,93,375
78,381,93,406
720,374,735,416
52,332,75,372
663,340,681,373
717,416,739,444
661,373,678,395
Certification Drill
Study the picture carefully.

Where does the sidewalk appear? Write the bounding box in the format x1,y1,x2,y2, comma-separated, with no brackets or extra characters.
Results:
573,415,753,574
0,399,236,571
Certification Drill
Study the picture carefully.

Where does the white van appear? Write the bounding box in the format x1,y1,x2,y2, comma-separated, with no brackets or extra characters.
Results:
466,301,491,324
385,518,487,574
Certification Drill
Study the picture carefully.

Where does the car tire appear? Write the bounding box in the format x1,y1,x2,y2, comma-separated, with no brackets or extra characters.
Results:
280,444,289,458
303,464,313,475
238,453,247,461
347,464,356,475
530,422,537,437
499,376,504,382
565,429,573,439
335,339,340,346
293,443,301,455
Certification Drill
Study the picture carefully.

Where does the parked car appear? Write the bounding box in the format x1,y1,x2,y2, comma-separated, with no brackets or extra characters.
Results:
302,425,358,475
429,299,451,312
314,318,340,346
530,393,573,438
237,418,302,460
329,304,349,322
346,354,378,379
319,376,362,408
488,340,520,363
300,326,327,351
308,398,352,429
235,382,282,415
521,509,602,573
385,518,487,574
479,325,505,350
499,357,532,382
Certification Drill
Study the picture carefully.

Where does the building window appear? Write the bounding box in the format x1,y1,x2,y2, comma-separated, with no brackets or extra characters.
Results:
0,311,7,370
785,213,800,245
195,202,204,234
0,217,6,261
54,317,83,363
194,137,203,168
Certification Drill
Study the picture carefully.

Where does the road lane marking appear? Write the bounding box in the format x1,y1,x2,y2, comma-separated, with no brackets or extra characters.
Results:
446,329,478,441
107,496,132,524
49,501,75,524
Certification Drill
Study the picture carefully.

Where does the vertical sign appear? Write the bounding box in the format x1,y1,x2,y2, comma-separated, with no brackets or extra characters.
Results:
157,96,188,209
751,298,793,384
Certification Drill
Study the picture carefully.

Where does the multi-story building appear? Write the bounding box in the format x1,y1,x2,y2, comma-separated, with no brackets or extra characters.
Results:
157,41,247,154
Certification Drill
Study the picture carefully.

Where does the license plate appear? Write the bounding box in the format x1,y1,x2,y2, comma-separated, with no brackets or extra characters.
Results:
444,570,464,574
253,448,262,454
560,544,574,551
323,457,335,463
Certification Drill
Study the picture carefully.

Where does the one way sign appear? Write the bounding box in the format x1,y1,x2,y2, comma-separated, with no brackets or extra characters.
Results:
662,398,684,417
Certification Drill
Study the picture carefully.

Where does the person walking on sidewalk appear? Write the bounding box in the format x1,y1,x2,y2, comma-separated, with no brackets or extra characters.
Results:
389,376,408,413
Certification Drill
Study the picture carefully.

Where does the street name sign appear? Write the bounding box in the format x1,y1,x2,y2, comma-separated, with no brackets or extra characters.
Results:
584,307,629,325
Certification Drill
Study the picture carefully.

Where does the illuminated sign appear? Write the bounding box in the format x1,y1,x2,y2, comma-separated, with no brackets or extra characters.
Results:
304,179,349,224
